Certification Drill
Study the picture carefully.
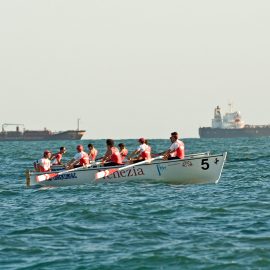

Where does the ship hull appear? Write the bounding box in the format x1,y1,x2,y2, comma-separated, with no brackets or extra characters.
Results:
0,130,85,141
199,127,270,138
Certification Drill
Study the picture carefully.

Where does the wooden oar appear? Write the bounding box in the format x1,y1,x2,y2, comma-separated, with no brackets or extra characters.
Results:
95,156,163,180
36,162,101,182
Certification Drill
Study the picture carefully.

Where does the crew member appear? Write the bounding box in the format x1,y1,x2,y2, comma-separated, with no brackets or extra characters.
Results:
34,150,52,172
51,146,66,165
102,139,123,167
145,140,152,156
118,143,128,162
128,138,151,163
88,143,98,162
66,145,90,169
163,131,185,160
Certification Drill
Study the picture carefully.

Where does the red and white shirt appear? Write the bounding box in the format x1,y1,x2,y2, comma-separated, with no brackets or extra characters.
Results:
38,158,51,172
120,148,128,162
74,151,90,165
169,139,185,159
137,143,151,160
52,152,62,165
89,148,98,162
110,147,122,164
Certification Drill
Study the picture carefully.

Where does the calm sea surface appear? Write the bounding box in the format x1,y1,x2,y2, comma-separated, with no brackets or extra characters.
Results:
0,138,270,270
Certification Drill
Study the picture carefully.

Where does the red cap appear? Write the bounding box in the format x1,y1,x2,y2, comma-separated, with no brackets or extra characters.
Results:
44,150,51,155
76,145,83,151
138,138,145,143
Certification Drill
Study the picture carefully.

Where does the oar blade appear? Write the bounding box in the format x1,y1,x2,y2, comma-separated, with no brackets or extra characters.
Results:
95,168,117,180
36,173,58,182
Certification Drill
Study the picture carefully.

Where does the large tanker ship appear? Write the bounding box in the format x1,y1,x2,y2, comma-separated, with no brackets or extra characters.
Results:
0,123,85,141
199,104,270,138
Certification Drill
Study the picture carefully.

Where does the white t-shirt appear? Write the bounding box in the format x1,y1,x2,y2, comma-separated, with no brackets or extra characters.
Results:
38,158,51,171
74,152,84,160
169,141,179,151
169,140,181,157
137,143,147,153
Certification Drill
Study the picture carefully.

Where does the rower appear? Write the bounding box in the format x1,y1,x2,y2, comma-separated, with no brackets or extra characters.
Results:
50,146,67,165
128,138,151,163
34,150,52,172
118,143,128,162
66,145,90,169
87,143,98,162
102,139,123,167
163,131,185,160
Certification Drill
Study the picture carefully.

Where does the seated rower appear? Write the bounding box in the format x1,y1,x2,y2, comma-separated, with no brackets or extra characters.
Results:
34,150,52,172
66,145,90,169
102,139,123,167
145,140,152,155
128,138,151,163
163,131,185,160
50,146,67,165
88,143,98,162
118,143,128,162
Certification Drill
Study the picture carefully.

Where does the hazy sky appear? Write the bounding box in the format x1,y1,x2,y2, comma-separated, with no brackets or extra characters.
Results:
0,1,269,139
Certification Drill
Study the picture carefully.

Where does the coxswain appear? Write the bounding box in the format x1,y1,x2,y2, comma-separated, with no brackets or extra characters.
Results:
87,143,98,162
102,139,123,167
34,150,52,172
163,131,185,160
51,146,67,165
128,138,151,163
66,145,90,169
118,143,128,162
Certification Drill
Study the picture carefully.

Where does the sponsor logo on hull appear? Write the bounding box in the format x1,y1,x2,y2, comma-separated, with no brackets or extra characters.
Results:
51,173,78,181
102,167,145,180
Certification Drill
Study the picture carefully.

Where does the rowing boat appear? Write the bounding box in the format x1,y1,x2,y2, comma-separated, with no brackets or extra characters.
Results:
26,152,227,187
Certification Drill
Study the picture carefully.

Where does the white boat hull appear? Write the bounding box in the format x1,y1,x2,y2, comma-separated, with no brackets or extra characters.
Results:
26,153,227,187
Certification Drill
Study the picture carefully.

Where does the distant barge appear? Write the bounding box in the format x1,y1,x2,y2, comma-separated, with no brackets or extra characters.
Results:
199,104,270,138
0,123,85,141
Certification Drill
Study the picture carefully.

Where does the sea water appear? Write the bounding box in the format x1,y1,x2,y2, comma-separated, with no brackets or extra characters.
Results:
0,138,269,269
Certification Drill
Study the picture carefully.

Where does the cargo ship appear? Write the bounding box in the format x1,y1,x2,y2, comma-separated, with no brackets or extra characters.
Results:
0,123,86,141
199,104,270,138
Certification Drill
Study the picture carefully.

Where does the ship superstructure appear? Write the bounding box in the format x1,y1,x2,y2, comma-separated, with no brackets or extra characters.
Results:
199,104,270,138
212,104,245,129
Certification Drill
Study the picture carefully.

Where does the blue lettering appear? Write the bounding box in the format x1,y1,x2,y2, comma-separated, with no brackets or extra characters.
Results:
51,172,78,181
156,164,166,176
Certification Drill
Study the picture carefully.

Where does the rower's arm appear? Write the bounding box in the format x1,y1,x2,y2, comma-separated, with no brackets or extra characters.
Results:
127,150,138,159
66,158,76,168
102,149,111,163
163,149,171,159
